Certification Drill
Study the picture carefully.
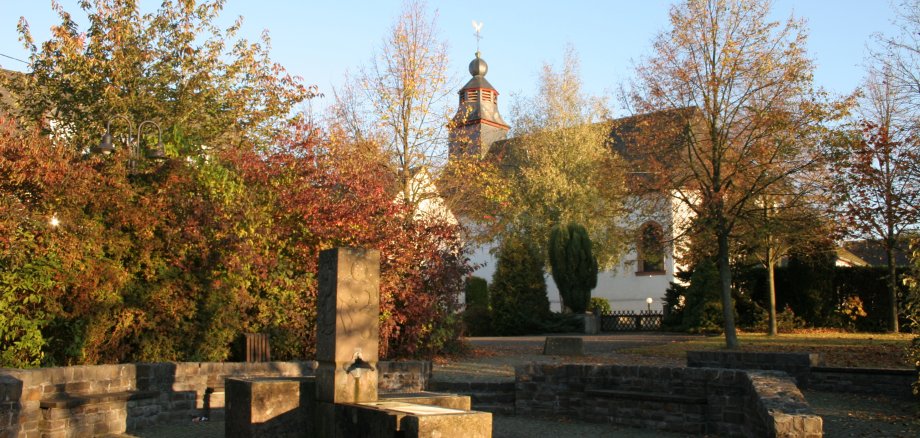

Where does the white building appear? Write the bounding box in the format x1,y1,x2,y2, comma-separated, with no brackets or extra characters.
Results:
448,52,692,313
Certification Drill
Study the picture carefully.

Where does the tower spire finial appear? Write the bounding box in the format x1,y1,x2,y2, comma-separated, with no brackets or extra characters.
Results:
472,20,483,52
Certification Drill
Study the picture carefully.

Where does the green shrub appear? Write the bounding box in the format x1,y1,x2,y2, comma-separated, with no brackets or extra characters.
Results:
548,223,598,313
662,270,692,328
537,312,583,333
590,297,611,315
490,235,550,335
680,259,724,333
465,276,489,308
462,306,492,337
775,305,806,333
835,295,868,332
736,264,910,331
463,276,492,336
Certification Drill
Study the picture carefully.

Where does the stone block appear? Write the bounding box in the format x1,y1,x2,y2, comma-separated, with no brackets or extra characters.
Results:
542,337,584,356
0,377,22,404
225,377,315,438
577,314,599,334
401,410,492,438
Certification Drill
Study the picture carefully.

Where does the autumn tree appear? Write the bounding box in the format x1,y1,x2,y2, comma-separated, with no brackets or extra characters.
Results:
0,0,473,365
4,0,313,152
230,125,473,358
736,191,833,335
327,1,508,240
871,0,920,111
503,47,630,268
828,68,920,333
626,0,837,348
356,0,452,215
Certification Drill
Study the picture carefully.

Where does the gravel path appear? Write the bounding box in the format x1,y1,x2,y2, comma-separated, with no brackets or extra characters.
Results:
804,390,920,437
433,333,695,382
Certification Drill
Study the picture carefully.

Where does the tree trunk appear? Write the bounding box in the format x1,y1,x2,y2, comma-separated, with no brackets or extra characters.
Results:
888,242,899,333
767,247,777,336
718,227,739,349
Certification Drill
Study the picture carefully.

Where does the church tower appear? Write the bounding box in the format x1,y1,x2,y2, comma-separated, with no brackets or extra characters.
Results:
448,52,510,158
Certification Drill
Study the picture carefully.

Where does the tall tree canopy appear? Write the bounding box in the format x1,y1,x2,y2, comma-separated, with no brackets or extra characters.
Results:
503,47,630,268
828,68,920,333
331,0,507,235
355,0,451,214
626,0,840,348
4,0,314,153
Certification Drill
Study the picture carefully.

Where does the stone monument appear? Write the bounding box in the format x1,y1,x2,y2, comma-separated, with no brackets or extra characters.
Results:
314,247,382,436
226,247,492,438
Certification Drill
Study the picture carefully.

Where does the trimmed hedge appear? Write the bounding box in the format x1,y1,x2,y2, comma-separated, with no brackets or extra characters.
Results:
737,265,910,332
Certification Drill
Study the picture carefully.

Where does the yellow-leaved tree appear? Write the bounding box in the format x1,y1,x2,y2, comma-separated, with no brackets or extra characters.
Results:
501,47,631,269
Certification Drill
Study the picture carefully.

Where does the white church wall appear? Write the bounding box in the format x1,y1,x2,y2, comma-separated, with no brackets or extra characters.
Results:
466,190,688,314
592,249,674,313
467,191,681,314
468,243,675,313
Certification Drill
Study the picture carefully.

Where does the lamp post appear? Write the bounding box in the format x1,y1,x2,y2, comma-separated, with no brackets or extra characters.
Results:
94,116,166,167
646,297,653,312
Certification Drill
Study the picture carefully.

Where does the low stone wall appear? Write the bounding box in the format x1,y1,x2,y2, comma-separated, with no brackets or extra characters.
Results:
514,364,821,437
810,367,915,398
746,371,823,437
0,360,429,438
427,381,515,415
687,351,822,386
687,350,916,398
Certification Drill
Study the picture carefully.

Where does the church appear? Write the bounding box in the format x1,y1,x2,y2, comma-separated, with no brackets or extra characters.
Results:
447,51,688,313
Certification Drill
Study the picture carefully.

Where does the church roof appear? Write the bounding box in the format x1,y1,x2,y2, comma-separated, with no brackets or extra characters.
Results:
488,107,700,164
841,239,911,267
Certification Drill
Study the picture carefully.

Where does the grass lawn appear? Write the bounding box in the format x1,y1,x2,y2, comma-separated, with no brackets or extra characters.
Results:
621,330,916,369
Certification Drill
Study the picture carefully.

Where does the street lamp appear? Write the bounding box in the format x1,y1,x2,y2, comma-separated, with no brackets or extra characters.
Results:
646,297,654,312
94,115,166,163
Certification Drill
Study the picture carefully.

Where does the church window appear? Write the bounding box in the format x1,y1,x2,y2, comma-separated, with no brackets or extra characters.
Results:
637,222,665,274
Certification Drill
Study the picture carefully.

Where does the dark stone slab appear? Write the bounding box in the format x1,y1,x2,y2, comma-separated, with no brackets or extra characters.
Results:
585,389,707,404
542,337,584,356
39,390,158,409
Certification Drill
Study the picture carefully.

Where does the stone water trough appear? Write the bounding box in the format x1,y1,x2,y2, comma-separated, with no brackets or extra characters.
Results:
225,247,492,438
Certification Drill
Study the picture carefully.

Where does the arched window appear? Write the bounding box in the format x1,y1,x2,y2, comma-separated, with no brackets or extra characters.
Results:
637,222,665,274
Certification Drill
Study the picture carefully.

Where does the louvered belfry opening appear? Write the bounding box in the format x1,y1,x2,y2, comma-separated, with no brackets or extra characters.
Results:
461,88,496,104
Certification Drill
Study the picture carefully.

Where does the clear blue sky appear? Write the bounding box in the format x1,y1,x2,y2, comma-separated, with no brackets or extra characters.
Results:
0,0,901,116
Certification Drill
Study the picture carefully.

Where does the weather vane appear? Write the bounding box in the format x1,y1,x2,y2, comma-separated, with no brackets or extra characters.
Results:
472,20,483,52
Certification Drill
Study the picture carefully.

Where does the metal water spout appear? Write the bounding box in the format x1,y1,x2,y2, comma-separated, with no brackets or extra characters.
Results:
345,350,375,379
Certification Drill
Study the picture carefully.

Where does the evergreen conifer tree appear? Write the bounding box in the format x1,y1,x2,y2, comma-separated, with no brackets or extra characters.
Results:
548,223,598,313
489,236,550,335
